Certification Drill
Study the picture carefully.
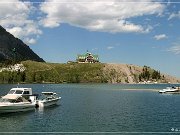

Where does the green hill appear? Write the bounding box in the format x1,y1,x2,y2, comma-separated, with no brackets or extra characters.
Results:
0,61,179,84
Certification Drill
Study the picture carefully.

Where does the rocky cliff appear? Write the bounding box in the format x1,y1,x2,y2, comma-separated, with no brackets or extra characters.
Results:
103,63,180,84
0,26,44,62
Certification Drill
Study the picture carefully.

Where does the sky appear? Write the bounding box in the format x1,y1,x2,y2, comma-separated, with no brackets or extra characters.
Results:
0,0,180,78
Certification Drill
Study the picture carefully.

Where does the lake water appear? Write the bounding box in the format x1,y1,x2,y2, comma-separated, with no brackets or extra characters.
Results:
0,84,180,133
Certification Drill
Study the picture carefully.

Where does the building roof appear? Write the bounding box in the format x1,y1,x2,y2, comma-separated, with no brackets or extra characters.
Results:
77,52,99,60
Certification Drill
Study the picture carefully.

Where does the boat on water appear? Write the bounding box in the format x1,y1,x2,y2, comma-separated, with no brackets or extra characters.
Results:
37,92,61,107
159,87,179,93
0,88,37,113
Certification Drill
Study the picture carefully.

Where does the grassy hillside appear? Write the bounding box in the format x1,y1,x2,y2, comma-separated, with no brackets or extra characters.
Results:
22,61,106,83
0,61,179,84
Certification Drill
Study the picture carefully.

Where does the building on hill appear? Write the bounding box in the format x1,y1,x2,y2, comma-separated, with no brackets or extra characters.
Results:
77,51,99,63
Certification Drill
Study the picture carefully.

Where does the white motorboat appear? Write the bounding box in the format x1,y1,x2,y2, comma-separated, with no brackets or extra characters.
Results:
37,92,61,107
0,95,36,113
159,87,179,93
0,88,37,113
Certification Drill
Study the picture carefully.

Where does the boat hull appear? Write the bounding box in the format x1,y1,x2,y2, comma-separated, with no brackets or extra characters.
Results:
159,88,179,93
0,103,35,113
38,98,60,107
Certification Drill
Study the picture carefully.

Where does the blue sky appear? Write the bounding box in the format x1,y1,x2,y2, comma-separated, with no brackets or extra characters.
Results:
0,0,180,78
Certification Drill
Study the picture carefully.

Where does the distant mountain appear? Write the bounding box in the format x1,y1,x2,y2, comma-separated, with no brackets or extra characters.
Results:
0,25,44,62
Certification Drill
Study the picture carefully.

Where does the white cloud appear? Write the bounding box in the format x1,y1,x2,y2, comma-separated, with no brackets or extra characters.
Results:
168,11,180,20
0,0,41,45
107,46,114,50
167,40,180,55
6,23,42,38
154,34,168,40
40,0,165,33
24,38,37,45
167,45,180,55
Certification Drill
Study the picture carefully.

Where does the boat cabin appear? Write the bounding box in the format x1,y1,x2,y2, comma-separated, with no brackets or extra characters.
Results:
1,95,29,103
8,88,32,96
42,92,56,95
41,92,58,100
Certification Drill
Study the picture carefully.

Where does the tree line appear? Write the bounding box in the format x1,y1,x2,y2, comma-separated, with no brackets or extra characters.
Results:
139,66,161,82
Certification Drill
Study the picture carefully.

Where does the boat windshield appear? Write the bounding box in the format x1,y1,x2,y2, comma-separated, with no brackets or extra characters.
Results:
8,90,15,94
40,94,54,100
0,98,16,103
8,90,23,94
15,90,23,94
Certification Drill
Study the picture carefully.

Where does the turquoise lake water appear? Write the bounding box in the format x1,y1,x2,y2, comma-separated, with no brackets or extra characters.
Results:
0,84,180,133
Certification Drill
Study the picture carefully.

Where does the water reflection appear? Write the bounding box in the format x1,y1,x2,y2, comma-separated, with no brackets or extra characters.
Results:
36,104,60,114
36,106,44,114
0,110,35,132
0,110,35,117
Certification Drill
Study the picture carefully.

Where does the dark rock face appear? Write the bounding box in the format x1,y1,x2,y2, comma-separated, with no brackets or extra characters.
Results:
0,25,44,62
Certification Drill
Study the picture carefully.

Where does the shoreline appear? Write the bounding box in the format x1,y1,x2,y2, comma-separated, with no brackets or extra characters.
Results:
0,82,180,85
121,89,159,91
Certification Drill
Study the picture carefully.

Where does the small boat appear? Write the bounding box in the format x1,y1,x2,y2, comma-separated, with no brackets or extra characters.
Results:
0,88,37,113
37,92,61,107
159,87,179,93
